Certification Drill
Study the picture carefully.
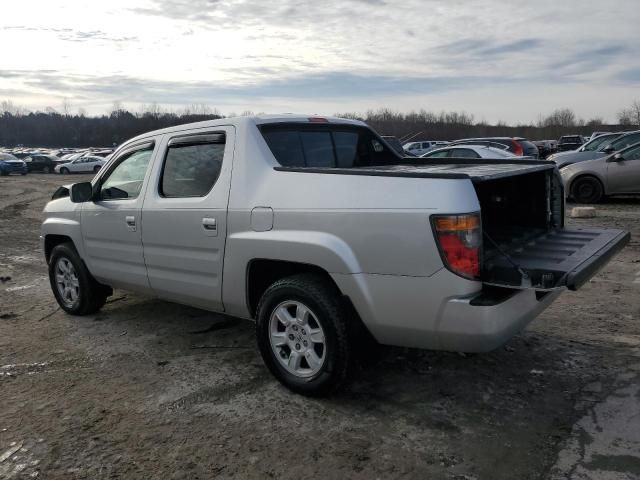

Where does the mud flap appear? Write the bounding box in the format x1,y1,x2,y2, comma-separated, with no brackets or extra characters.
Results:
482,228,630,291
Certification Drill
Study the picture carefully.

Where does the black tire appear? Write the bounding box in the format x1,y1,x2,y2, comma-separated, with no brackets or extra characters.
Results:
93,166,101,173
0,170,6,176
43,166,51,174
60,167,69,175
256,273,352,396
48,243,110,315
571,175,604,203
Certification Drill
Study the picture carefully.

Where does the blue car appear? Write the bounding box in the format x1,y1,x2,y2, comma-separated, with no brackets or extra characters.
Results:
0,153,28,176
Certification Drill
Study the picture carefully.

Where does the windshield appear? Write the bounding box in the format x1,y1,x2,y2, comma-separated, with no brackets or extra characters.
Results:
0,153,18,161
582,134,621,152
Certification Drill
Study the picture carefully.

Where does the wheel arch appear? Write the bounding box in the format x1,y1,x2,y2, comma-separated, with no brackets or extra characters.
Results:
246,259,340,318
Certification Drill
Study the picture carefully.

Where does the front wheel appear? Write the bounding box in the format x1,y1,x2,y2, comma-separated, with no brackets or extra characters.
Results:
48,243,110,315
60,167,70,175
572,176,603,203
256,273,352,396
42,166,51,174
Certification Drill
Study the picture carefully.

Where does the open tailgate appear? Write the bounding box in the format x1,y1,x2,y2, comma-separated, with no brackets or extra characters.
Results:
482,228,630,291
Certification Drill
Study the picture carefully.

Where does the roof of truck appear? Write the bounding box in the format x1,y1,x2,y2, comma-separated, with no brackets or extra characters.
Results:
122,114,366,146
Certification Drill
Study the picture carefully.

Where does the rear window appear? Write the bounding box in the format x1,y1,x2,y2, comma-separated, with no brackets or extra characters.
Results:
261,124,398,168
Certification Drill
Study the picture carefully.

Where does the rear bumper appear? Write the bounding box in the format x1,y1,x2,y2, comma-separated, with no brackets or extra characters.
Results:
1,166,27,174
331,269,562,353
436,288,561,352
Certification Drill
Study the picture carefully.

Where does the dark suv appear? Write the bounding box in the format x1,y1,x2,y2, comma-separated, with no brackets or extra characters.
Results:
449,137,539,158
557,135,585,152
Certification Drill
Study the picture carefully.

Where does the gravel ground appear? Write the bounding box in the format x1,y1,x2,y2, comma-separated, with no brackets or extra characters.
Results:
0,173,639,480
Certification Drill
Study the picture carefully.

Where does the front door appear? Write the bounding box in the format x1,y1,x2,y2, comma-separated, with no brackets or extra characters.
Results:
141,126,234,311
606,143,640,194
80,140,157,291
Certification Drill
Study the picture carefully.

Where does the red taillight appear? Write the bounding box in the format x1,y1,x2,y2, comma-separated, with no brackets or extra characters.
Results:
308,117,329,123
432,213,481,279
512,139,524,156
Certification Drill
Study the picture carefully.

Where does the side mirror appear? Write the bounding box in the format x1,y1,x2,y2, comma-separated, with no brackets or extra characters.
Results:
608,153,624,163
70,182,93,203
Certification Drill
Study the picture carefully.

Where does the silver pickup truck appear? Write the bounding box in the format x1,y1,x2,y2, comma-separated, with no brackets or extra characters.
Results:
41,115,629,395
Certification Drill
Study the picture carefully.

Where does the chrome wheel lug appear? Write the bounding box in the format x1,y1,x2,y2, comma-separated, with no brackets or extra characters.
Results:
295,343,301,350
303,340,308,347
288,334,295,340
292,325,298,331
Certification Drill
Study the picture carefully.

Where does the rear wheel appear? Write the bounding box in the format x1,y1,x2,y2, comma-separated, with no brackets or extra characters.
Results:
572,176,603,203
43,166,51,174
60,167,70,175
93,165,101,173
48,243,110,315
256,273,352,396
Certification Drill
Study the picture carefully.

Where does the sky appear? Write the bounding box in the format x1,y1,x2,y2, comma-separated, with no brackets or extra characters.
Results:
1,0,639,124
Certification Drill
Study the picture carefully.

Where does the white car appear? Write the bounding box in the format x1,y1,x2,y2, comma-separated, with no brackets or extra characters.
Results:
420,145,518,159
55,155,106,174
403,140,449,156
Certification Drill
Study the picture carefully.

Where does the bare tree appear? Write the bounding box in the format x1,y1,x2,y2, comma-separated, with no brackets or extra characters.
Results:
537,108,576,128
61,98,72,116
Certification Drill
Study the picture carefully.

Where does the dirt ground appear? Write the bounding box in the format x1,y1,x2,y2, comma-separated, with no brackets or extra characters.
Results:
1,173,639,480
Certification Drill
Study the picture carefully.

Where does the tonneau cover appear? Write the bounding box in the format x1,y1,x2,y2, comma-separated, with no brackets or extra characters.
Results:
274,159,556,182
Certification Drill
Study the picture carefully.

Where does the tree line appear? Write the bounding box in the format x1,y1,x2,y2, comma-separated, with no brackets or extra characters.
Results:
1,100,639,148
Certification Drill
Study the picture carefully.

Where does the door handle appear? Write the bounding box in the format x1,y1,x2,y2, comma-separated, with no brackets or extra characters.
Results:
125,216,136,226
202,217,217,230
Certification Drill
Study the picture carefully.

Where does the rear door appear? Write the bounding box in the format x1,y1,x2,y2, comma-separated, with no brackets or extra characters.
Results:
140,126,234,311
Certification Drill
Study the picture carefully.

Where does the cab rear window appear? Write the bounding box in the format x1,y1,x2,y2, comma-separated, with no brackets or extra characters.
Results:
260,124,399,168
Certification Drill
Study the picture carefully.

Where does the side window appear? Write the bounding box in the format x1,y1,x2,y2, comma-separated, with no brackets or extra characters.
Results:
100,145,154,200
614,134,640,150
452,148,480,158
624,145,640,160
425,149,450,158
160,134,225,198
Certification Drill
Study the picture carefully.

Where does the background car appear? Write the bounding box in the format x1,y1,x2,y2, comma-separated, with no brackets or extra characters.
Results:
557,135,585,152
533,140,557,159
403,140,449,156
0,153,28,176
381,136,417,156
420,145,519,159
449,137,539,158
55,155,106,174
551,131,640,168
561,142,640,203
24,154,64,173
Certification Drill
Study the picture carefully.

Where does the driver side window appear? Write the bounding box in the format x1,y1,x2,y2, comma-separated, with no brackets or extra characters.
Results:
100,144,154,200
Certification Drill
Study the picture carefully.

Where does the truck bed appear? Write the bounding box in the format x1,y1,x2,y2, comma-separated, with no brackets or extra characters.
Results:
274,158,556,182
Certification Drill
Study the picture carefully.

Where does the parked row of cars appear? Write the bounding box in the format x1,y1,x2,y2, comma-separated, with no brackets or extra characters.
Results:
0,147,111,175
385,129,640,203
